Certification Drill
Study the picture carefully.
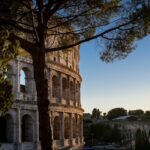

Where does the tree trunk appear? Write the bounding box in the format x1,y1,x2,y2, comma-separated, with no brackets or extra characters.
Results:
32,52,53,150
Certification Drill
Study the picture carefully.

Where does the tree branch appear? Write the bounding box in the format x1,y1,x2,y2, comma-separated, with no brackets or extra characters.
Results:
0,18,34,34
44,1,64,24
47,6,97,30
101,35,122,41
9,33,39,54
45,15,141,52
27,0,40,42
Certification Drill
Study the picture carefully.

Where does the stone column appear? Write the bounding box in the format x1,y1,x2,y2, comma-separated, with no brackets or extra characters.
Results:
33,79,37,101
76,82,81,107
35,110,40,150
78,83,81,107
79,115,83,143
30,77,34,99
17,108,22,150
12,72,16,93
74,80,77,107
81,116,84,143
75,114,79,144
16,60,21,99
50,111,54,150
69,113,73,145
61,112,64,145
72,79,75,106
67,76,70,105
48,69,52,99
59,73,63,104
25,77,32,95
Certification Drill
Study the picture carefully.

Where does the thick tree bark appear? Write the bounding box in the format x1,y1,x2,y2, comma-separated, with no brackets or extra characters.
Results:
32,51,53,150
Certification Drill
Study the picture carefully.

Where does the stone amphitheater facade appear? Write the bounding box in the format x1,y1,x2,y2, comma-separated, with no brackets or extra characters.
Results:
0,46,84,150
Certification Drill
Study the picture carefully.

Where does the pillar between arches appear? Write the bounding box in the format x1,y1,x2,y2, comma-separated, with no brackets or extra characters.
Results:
17,108,22,150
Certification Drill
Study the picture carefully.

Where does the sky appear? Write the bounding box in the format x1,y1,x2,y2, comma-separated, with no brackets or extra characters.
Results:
80,35,150,114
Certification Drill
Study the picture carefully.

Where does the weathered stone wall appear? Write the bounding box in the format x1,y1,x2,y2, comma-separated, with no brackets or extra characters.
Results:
0,47,84,150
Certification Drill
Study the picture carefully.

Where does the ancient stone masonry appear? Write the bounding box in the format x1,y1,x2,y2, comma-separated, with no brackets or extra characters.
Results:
0,46,84,150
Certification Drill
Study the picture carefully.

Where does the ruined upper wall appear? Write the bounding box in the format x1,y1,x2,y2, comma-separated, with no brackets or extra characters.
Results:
20,45,80,73
45,46,80,73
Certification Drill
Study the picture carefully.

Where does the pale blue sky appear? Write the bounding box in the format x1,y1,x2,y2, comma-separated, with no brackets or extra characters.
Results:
80,36,150,114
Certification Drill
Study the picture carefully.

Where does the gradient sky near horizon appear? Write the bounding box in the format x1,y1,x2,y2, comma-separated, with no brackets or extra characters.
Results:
79,35,150,114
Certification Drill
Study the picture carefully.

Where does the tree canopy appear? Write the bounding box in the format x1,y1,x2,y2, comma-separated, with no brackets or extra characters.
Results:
91,108,102,119
0,30,19,114
107,107,127,120
0,0,149,58
0,0,150,149
128,109,144,117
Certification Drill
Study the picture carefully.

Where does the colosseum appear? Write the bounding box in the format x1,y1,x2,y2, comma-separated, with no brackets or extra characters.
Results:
0,46,84,150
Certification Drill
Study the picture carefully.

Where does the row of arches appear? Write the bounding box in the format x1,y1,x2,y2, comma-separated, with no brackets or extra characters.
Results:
7,62,81,103
52,75,80,101
0,114,83,143
53,115,83,140
0,114,33,143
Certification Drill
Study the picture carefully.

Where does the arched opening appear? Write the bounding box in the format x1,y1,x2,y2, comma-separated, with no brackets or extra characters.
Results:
22,114,33,142
53,57,57,62
6,115,14,142
70,81,75,100
20,67,32,94
62,78,69,100
53,116,60,140
52,75,59,98
76,82,80,102
64,117,69,139
0,117,6,142
20,69,26,93
72,117,76,138
0,114,14,143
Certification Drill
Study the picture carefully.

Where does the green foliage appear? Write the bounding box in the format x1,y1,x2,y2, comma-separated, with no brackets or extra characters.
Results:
135,128,150,150
0,79,14,115
0,29,19,114
128,110,150,121
107,107,127,120
100,1,150,62
128,109,144,118
84,123,122,145
0,30,19,68
103,112,107,119
0,0,121,47
0,0,149,60
91,108,101,119
141,111,150,121
111,124,122,143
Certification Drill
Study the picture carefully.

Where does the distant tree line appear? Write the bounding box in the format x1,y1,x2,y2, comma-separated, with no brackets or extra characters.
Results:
89,107,150,121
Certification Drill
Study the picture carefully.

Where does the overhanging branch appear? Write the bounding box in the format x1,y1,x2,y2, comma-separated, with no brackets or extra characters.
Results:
45,15,140,52
0,18,34,34
9,33,40,55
